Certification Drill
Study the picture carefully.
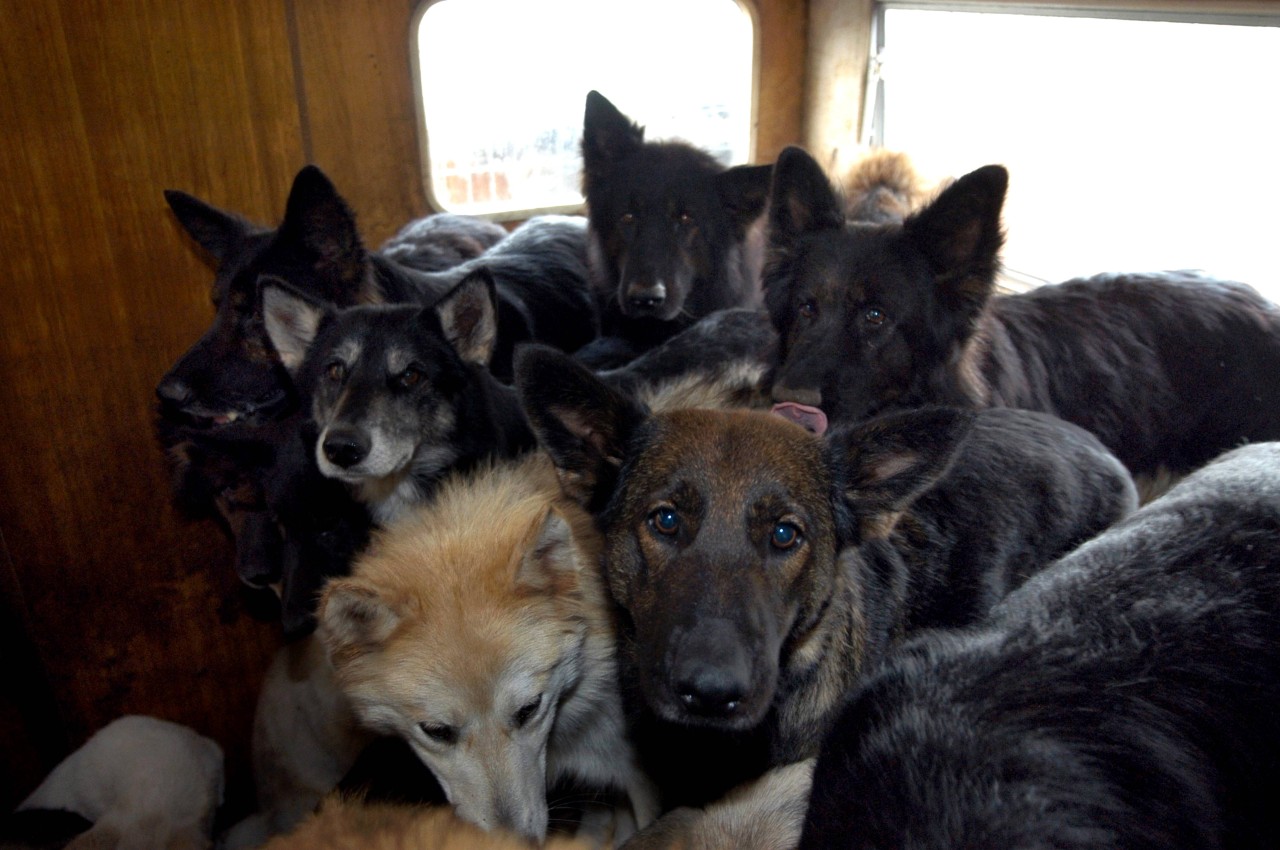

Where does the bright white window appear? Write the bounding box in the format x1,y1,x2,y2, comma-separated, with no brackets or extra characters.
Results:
870,6,1280,295
412,0,756,220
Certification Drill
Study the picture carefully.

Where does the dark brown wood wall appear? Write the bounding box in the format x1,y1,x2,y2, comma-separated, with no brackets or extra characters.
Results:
0,0,805,812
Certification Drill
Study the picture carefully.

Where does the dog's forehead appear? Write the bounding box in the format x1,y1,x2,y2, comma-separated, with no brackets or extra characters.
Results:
637,409,826,496
797,227,906,301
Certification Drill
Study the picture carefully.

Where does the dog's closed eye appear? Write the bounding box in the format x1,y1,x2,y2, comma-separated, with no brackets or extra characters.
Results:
513,694,543,729
418,721,457,745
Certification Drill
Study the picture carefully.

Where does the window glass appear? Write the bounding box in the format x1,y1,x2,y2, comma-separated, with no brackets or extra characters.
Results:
414,0,755,219
876,8,1280,294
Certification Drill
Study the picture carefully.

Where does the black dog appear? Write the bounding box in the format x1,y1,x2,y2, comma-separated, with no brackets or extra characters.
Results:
161,411,370,637
764,145,1280,481
802,441,1280,850
158,165,508,428
159,164,596,422
516,345,1135,808
575,90,773,369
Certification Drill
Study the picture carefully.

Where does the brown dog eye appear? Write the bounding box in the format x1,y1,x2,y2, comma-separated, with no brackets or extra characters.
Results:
865,307,886,325
326,361,346,382
620,212,635,225
396,366,424,389
678,212,694,226
798,300,818,320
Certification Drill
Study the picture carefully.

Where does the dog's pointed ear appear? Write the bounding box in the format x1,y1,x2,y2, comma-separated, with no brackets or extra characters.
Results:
164,189,254,264
904,164,1007,314
582,90,644,180
261,276,333,374
318,578,402,662
717,163,774,231
515,345,648,510
826,407,976,540
516,507,584,594
281,165,370,306
435,269,498,367
768,146,846,251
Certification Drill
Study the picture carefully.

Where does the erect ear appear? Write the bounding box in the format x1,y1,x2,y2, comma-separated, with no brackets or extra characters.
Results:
261,276,333,374
164,189,255,264
318,578,402,661
825,407,976,539
515,508,583,595
435,269,497,366
280,165,369,306
582,90,645,180
716,163,774,231
903,164,1007,315
767,146,846,255
514,345,649,511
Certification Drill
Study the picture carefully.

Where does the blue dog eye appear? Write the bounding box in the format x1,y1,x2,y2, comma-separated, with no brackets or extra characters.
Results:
771,522,801,550
650,507,679,535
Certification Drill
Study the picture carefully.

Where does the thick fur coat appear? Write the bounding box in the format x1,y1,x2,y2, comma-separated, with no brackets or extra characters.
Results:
802,442,1280,850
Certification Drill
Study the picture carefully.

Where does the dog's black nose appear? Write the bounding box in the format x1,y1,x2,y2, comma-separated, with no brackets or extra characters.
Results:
626,283,667,313
322,430,369,468
669,619,754,718
156,376,193,407
674,664,747,717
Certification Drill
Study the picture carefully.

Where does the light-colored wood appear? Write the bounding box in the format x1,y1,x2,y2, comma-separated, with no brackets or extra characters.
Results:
754,0,809,163
805,0,875,178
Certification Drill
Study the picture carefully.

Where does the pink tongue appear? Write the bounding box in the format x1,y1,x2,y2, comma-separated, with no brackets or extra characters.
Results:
771,402,829,436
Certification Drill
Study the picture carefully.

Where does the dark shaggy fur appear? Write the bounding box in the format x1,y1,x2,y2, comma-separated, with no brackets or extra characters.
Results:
802,442,1280,850
158,165,508,427
764,145,1280,479
575,91,773,369
377,212,508,274
515,347,1134,809
160,412,370,637
159,166,595,420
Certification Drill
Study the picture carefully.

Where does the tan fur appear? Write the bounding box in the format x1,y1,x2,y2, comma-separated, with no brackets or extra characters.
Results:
261,797,599,850
318,453,655,843
634,361,770,414
624,760,815,850
838,148,937,222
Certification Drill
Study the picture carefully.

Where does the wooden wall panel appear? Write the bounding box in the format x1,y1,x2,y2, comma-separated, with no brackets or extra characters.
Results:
755,0,808,163
292,0,430,246
0,0,303,809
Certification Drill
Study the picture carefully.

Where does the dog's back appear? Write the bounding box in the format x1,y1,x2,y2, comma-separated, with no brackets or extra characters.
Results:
802,442,1280,850
833,406,1138,634
983,270,1280,475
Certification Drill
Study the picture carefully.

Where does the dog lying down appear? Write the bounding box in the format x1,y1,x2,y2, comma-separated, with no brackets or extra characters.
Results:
801,441,1280,850
17,715,224,850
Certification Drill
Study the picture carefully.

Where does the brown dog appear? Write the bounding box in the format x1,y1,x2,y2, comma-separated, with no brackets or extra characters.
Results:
515,346,1135,808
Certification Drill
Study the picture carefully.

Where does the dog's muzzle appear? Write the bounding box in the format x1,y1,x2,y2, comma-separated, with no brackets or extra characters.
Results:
665,617,761,724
